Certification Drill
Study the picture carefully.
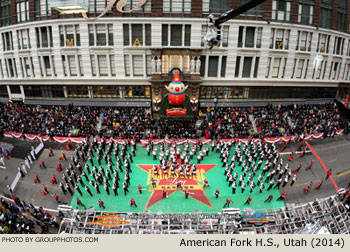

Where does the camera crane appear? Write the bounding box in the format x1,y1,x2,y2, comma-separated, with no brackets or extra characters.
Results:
205,0,267,49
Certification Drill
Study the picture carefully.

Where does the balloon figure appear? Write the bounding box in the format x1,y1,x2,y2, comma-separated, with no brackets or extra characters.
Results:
165,72,188,106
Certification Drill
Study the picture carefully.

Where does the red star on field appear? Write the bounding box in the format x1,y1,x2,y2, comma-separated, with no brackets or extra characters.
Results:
136,164,216,210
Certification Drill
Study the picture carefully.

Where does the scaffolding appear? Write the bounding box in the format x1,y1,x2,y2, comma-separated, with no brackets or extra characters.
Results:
59,193,350,234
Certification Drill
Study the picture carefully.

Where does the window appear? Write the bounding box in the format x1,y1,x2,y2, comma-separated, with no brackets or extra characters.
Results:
88,24,113,46
98,55,108,76
24,85,64,98
88,0,108,14
171,25,182,46
270,28,290,50
272,0,291,21
162,24,191,47
317,33,331,53
296,31,312,51
320,0,332,29
132,24,143,46
236,56,260,78
66,86,89,98
16,0,29,23
0,85,8,98
68,55,77,76
133,55,144,76
208,56,219,77
240,0,264,16
235,56,241,78
337,0,347,32
200,56,206,77
6,58,18,78
123,0,151,13
200,86,249,99
2,31,13,51
298,0,314,25
39,55,55,77
21,56,34,77
17,29,31,50
333,36,345,55
59,25,81,47
123,24,151,46
1,0,11,26
292,58,307,79
35,26,53,48
221,56,227,78
203,0,230,13
110,55,116,77
35,0,51,19
163,0,191,14
238,26,263,48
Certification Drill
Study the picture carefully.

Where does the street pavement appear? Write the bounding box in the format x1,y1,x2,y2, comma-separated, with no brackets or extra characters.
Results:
0,135,349,211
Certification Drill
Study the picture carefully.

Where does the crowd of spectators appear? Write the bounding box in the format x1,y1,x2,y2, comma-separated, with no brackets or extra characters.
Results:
0,101,349,140
0,196,60,234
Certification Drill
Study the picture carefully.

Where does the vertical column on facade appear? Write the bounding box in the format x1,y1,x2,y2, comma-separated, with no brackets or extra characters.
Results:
93,25,97,46
29,26,41,78
28,57,33,78
151,0,163,17
79,23,92,78
12,58,18,77
113,22,125,77
290,0,300,24
204,55,209,78
51,24,62,77
269,57,275,78
40,56,47,77
12,30,23,78
66,55,71,77
191,0,202,17
19,85,25,100
242,27,246,47
313,0,321,27
94,54,100,77
331,0,338,31
129,54,133,77
258,26,271,79
294,58,299,79
28,0,36,21
168,25,171,46
6,85,12,100
106,24,109,46
225,24,237,77
239,56,244,78
75,54,81,77
301,58,308,78
5,59,10,78
191,23,202,47
152,23,162,47
181,25,185,46
107,53,112,77
143,53,147,77
263,0,273,21
10,0,17,25
250,56,256,78
218,55,222,79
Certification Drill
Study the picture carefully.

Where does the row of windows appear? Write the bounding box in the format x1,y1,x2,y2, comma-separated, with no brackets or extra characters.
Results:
0,84,337,101
4,24,350,53
10,85,152,99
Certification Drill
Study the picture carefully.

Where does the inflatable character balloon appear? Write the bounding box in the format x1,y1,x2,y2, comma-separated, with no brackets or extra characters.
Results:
165,72,188,106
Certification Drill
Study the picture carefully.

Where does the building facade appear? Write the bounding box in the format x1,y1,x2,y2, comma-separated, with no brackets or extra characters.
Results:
0,0,350,109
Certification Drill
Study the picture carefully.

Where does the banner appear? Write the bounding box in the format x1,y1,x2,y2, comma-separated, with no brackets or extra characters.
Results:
3,131,345,145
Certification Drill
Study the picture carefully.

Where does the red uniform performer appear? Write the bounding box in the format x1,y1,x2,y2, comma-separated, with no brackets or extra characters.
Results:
49,147,54,157
138,184,143,194
265,194,273,202
215,189,220,198
223,198,234,208
130,199,137,207
184,190,189,199
315,180,324,190
62,152,67,160
306,160,314,170
277,193,287,200
244,196,252,205
325,169,332,180
98,199,105,208
203,178,209,187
